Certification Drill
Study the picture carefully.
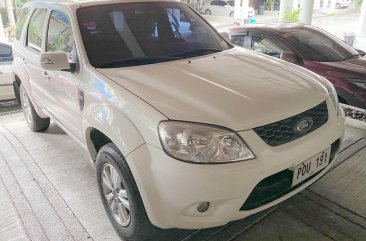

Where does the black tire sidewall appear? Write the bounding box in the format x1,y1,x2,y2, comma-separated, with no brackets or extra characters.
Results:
96,143,155,241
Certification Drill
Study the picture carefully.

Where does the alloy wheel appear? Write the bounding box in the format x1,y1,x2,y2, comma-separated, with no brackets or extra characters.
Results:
101,163,131,226
21,89,33,124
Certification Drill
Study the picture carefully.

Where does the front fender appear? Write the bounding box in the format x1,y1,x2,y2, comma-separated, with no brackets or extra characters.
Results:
82,103,145,162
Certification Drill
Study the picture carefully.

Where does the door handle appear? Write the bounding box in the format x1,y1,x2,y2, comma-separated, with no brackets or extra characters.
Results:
41,71,50,81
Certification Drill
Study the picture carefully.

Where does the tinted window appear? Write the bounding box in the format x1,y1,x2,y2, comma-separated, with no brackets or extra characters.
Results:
251,35,290,58
27,9,47,53
210,1,218,5
47,10,74,59
230,35,245,47
77,2,230,68
281,27,359,62
216,1,227,6
15,7,29,40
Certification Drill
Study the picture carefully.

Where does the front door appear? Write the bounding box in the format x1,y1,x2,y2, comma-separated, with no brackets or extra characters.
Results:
44,9,82,141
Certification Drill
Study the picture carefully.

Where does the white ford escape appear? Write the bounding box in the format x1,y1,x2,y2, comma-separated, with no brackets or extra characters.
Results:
12,0,345,240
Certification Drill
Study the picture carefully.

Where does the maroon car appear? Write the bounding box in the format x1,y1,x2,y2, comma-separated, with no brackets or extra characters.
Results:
220,24,366,108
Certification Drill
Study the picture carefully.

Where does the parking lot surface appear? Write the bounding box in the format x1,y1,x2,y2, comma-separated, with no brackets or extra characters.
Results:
0,113,365,241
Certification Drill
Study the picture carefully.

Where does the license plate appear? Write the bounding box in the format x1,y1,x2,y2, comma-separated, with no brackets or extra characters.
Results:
292,148,331,186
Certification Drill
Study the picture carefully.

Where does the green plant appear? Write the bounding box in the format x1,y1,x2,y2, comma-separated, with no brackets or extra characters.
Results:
355,0,363,9
282,7,302,23
265,0,275,11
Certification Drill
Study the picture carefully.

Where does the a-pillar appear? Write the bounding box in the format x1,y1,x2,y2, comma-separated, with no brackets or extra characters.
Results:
279,0,293,21
299,0,315,25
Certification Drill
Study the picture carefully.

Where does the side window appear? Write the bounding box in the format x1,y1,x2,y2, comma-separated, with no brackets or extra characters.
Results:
230,35,245,47
210,1,218,6
46,10,74,61
15,7,29,40
27,9,47,53
251,35,290,58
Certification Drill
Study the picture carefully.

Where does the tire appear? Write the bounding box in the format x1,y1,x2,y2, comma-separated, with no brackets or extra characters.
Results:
230,11,234,17
96,143,158,241
205,9,212,15
19,85,50,132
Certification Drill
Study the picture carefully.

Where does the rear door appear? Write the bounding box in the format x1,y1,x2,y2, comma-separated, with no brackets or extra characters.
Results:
23,8,50,106
44,9,82,141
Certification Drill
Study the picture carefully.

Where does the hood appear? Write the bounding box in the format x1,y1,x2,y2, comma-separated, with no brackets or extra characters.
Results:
97,48,329,131
320,55,366,76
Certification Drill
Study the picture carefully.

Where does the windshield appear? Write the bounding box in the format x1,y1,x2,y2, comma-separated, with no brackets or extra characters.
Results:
280,27,359,62
77,2,231,68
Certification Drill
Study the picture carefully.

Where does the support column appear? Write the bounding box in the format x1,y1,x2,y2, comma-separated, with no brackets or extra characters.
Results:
279,0,293,21
234,0,241,18
359,0,366,35
242,0,249,18
5,0,15,27
0,13,5,38
329,0,336,14
299,0,314,25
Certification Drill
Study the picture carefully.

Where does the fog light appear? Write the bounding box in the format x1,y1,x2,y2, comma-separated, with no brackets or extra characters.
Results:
197,202,210,213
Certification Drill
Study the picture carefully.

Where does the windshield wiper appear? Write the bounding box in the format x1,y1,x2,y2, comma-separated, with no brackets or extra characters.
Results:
173,48,223,58
96,56,182,68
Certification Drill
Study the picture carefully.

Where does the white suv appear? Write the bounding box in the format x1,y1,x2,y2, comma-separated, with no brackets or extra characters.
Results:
12,1,345,240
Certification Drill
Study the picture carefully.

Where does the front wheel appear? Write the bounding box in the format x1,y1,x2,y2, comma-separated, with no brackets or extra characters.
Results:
96,143,158,241
205,9,212,15
19,85,50,132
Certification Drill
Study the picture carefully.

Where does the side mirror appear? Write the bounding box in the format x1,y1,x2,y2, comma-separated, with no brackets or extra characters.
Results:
40,52,71,71
280,51,297,64
220,31,231,41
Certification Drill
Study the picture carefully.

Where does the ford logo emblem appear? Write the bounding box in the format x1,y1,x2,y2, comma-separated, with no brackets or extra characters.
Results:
294,117,314,133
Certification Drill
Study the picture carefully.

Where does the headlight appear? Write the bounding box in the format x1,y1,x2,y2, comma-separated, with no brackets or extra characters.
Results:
158,121,255,163
323,78,339,113
348,79,366,90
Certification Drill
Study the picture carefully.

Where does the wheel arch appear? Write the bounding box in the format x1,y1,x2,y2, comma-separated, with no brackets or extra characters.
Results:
82,104,146,164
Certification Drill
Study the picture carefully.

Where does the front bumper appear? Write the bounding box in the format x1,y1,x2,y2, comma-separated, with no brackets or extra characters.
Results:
126,101,345,229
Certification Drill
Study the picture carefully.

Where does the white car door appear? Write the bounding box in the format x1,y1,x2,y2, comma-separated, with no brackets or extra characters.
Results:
218,1,231,16
23,8,50,108
43,9,82,141
209,1,220,15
